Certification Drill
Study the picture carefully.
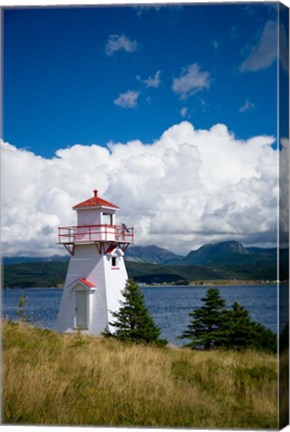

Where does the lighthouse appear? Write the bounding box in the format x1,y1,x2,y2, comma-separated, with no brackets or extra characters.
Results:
56,189,134,335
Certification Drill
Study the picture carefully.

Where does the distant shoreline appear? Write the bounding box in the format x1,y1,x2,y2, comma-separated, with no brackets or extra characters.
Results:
4,280,287,290
140,279,287,287
187,280,280,286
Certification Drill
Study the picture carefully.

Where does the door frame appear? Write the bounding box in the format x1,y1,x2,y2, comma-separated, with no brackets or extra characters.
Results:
68,279,96,331
74,287,89,330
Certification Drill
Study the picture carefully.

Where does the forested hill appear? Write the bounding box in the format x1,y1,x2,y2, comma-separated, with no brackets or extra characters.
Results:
3,241,288,288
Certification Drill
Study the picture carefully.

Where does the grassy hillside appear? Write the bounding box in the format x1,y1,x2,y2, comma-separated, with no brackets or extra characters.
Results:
3,320,277,428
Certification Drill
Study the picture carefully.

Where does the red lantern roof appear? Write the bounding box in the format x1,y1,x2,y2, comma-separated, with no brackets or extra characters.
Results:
73,189,119,210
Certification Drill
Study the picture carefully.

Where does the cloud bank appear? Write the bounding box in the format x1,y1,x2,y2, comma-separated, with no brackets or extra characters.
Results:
2,122,280,257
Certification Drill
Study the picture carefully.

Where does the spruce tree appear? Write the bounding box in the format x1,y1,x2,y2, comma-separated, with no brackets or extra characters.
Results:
179,288,227,349
106,278,165,345
223,302,276,353
180,289,277,353
223,302,256,350
249,322,276,353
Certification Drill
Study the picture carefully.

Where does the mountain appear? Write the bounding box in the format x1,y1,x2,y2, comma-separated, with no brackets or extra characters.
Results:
125,244,183,265
3,245,182,266
3,241,288,288
183,241,251,265
125,241,285,267
183,241,288,266
3,241,287,267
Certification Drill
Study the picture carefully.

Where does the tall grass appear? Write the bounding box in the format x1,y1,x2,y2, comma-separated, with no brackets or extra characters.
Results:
3,320,277,428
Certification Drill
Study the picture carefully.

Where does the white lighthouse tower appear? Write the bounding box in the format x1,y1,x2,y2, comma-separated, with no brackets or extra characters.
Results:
56,189,134,335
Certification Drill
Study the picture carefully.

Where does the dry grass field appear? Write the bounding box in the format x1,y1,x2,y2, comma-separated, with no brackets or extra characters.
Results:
2,319,278,428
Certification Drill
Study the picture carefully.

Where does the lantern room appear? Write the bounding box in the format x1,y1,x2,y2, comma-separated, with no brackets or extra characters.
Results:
74,189,118,226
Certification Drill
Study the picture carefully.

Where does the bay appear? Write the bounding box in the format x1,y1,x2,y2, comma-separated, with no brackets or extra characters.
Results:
2,285,288,345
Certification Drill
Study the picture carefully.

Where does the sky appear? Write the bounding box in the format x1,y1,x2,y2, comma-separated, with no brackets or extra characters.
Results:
2,1,289,256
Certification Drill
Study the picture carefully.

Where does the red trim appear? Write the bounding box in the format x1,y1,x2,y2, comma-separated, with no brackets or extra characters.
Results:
58,224,134,245
106,244,117,254
120,244,130,253
104,242,118,254
79,278,95,288
73,194,119,210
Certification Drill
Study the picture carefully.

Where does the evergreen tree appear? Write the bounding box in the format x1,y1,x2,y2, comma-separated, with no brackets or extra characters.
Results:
223,302,254,350
223,302,276,353
249,322,276,353
105,278,165,345
180,288,277,353
179,288,227,349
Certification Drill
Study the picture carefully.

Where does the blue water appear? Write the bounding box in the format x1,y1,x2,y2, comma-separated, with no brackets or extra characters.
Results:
2,285,288,345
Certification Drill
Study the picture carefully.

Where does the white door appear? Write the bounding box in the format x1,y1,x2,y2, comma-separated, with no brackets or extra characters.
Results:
75,290,88,329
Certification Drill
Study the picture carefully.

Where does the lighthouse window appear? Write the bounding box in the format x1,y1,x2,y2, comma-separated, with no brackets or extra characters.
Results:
112,257,117,267
103,213,113,225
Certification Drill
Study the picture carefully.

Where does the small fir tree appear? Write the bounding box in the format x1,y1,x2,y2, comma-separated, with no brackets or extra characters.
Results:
179,288,228,349
16,293,28,321
106,278,165,345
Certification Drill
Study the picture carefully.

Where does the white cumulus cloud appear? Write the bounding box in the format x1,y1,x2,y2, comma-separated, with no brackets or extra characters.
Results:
172,63,210,100
1,122,279,257
105,34,138,56
114,90,139,109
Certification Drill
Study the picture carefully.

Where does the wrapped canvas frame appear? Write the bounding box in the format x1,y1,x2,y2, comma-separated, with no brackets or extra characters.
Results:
1,1,290,430
279,1,289,428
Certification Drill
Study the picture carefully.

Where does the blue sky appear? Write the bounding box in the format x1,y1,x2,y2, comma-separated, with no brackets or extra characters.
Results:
4,2,279,158
2,2,288,256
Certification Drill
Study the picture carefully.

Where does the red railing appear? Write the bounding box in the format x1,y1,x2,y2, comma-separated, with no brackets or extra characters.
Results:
58,224,134,244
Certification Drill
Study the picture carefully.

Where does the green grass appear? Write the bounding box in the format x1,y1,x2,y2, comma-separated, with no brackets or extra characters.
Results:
3,319,278,428
279,350,289,427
